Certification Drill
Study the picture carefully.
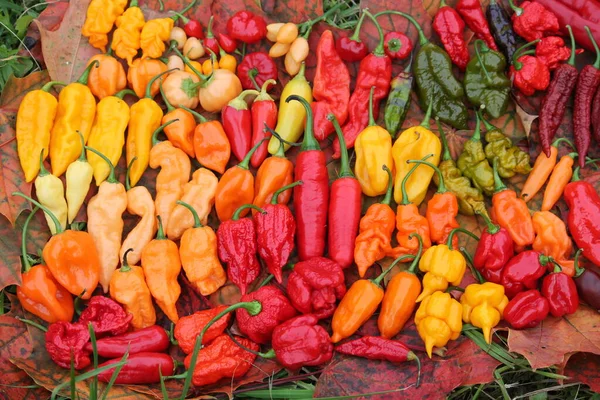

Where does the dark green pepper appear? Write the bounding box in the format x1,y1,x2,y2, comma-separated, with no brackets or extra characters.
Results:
434,119,489,217
482,112,531,178
464,40,511,119
384,55,413,137
457,111,495,196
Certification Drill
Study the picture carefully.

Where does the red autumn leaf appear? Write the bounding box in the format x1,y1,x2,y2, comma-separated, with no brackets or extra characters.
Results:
21,0,69,65
563,352,600,393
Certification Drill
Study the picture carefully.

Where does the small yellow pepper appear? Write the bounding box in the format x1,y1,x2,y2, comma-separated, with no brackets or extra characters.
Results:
65,132,93,223
34,153,67,235
461,282,508,344
415,291,463,358
111,0,146,66
82,0,127,52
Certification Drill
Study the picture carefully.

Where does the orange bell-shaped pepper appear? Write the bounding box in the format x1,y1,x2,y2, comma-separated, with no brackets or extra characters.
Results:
159,85,196,157
127,58,168,98
86,53,127,99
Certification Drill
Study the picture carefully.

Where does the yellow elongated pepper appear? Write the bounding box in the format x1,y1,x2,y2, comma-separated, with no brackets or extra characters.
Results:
111,0,146,66
65,132,93,223
34,153,67,234
461,282,508,344
267,62,313,154
81,0,127,52
392,101,441,205
415,291,463,358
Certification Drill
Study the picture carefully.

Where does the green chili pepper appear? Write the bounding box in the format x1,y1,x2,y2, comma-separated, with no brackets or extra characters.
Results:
457,111,495,196
481,112,531,178
384,55,413,137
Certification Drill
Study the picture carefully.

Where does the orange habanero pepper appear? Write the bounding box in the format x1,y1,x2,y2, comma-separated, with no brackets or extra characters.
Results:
127,58,168,98
160,85,196,157
532,211,575,276
86,52,127,99
541,152,577,211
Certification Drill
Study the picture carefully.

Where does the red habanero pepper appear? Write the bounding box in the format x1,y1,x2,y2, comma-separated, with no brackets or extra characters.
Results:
542,262,579,317
222,89,259,162
538,26,579,157
227,10,267,44
203,17,220,55
573,27,600,168
79,295,132,337
312,30,351,141
255,181,302,283
217,204,264,295
237,52,278,91
508,0,560,42
456,0,498,51
217,32,237,53
383,31,412,60
170,11,204,39
98,353,175,384
335,10,369,62
328,115,362,269
250,80,278,168
333,10,391,159
290,95,329,261
509,41,550,96
536,36,572,70
501,251,549,298
83,325,169,358
573,250,600,310
433,0,470,70
504,289,549,329
473,211,515,272
46,321,91,369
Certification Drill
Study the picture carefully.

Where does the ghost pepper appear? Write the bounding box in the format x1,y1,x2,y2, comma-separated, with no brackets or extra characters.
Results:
536,36,572,70
461,282,508,343
79,296,132,337
46,321,91,369
415,291,463,358
508,0,560,42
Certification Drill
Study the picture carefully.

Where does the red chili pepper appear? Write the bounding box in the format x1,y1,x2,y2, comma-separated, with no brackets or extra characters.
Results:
217,32,238,53
255,181,301,283
46,321,90,369
542,263,579,317
473,211,515,272
504,289,549,329
83,325,169,358
509,41,550,96
226,10,267,44
538,26,578,157
383,31,412,60
250,80,278,168
573,250,600,310
287,257,347,319
97,353,175,384
289,95,329,261
312,30,351,141
335,11,369,62
536,36,571,70
222,89,259,161
573,27,600,168
333,11,391,159
328,115,362,269
501,250,549,298
238,52,278,91
79,296,132,337
433,0,470,70
174,305,232,354
217,204,264,294
203,16,220,55
456,0,498,51
593,87,600,143
508,0,560,42
171,12,204,39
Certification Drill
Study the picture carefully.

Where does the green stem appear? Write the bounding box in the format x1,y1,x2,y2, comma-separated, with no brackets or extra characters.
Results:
271,181,303,205
159,84,175,112
76,131,87,162
248,69,261,91
297,2,344,30
121,249,134,272
232,204,265,220
381,165,394,206
114,89,137,100
125,157,136,191
349,10,367,41
38,150,49,177
145,68,177,99
21,207,39,272
176,200,203,228
152,119,178,146
572,166,581,181
228,90,260,110
367,86,376,126
328,114,354,178
171,44,208,80
179,105,207,123
476,210,499,235
171,0,196,20
479,109,496,131
573,249,584,277
420,98,433,129
88,323,99,399
474,40,492,84
492,157,507,192
374,10,428,46
238,137,269,170
447,228,480,250
13,193,63,234
85,146,117,183
585,26,600,69
472,110,483,142
77,61,99,85
155,216,166,240
287,94,319,152
401,154,433,205
566,25,576,66
226,330,275,358
436,119,452,162
41,81,66,92
362,10,385,56
507,0,523,15
511,40,540,69
460,247,485,284
373,234,423,285
407,159,446,193
169,11,190,23
255,79,276,102
264,124,300,158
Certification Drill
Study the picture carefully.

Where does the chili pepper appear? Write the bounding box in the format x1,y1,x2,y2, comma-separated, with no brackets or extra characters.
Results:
218,51,238,75
509,41,551,96
82,0,126,52
84,325,168,358
474,211,514,273
49,62,98,177
573,250,600,310
287,257,346,319
226,10,266,44
127,58,168,98
456,0,498,50
593,86,600,143
202,16,220,55
336,10,369,62
541,152,577,211
65,133,93,224
311,30,351,141
393,101,441,206
536,36,571,70
482,116,531,179
46,321,90,369
465,41,511,119
461,282,508,343
140,0,196,59
17,208,74,323
250,80,278,168
520,137,568,202
177,200,226,296
486,0,520,62
331,252,421,343
34,153,67,235
170,11,203,39
158,87,195,158
383,31,412,60
255,182,301,283
141,216,181,323
98,353,175,384
238,52,278,91
175,305,232,354
508,0,560,42
355,87,394,197
501,250,549,298
328,116,362,269
221,90,259,161
86,52,127,99
415,291,463,358
216,32,237,54
458,112,495,196
532,210,575,275
504,289,549,329
79,296,132,336
433,0,470,70
111,0,145,66
267,63,312,155
573,27,600,168
384,58,413,137
332,11,391,158
289,96,329,261
542,262,579,317
110,249,156,329
390,10,468,129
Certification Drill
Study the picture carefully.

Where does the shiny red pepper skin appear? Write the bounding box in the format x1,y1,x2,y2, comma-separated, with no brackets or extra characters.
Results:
383,32,412,60
481,267,503,284
238,52,278,91
97,353,175,384
203,16,220,55
542,266,579,317
456,0,498,51
473,215,514,272
336,36,369,62
536,36,571,70
335,336,417,364
504,290,549,329
83,325,169,358
183,20,204,39
217,33,238,53
222,92,254,161
564,179,600,265
226,11,267,44
250,82,278,168
433,1,470,71
501,250,549,298
509,55,551,96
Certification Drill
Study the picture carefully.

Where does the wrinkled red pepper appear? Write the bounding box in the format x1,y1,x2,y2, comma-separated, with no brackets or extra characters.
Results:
504,289,549,329
83,325,169,358
46,321,91,369
509,52,550,96
473,211,514,272
456,0,498,51
508,0,560,42
433,0,470,70
97,353,175,384
174,305,232,354
542,263,579,317
227,10,267,44
79,296,132,337
536,36,572,70
501,250,549,298
238,52,278,91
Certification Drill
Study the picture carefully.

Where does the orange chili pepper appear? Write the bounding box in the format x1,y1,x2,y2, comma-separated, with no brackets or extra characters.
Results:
521,138,571,202
215,138,267,221
127,58,168,98
86,52,127,99
532,211,575,276
491,158,535,247
354,165,395,278
159,85,196,157
149,120,191,231
541,152,577,211
141,216,182,323
177,200,227,296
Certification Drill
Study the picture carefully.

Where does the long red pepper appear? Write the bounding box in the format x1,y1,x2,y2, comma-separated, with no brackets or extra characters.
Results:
83,325,169,358
97,352,175,384
433,0,470,70
328,114,362,269
222,89,259,162
289,95,329,261
456,0,497,51
573,27,600,168
250,80,278,168
592,87,600,142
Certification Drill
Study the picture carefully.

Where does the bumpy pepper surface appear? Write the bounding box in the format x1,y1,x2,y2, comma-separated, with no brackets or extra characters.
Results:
82,0,127,52
175,305,232,354
86,53,127,99
501,250,549,298
473,211,514,272
79,296,132,337
483,117,531,178
461,282,508,343
457,112,495,196
532,211,574,276
503,289,549,329
415,291,463,358
45,322,90,369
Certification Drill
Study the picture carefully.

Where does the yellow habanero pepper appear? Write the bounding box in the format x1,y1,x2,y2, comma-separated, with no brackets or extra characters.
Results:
415,291,463,358
82,0,127,52
35,153,67,235
392,101,441,205
111,0,146,66
355,87,394,197
461,282,508,344
140,0,196,59
49,62,98,177
267,62,313,154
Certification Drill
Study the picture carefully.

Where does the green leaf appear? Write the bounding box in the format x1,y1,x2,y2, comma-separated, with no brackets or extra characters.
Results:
14,14,34,38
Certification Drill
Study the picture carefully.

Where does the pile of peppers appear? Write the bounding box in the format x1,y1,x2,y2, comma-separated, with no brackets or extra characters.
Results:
10,0,600,394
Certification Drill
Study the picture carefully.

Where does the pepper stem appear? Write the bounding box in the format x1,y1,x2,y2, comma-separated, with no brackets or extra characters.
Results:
401,154,433,205
420,98,433,129
435,119,452,162
114,89,137,100
172,0,196,20
374,10,428,46
16,317,48,332
585,26,600,69
179,105,208,123
145,68,177,99
176,200,203,228
21,207,39,272
85,146,117,184
41,81,66,92
460,247,485,284
349,10,367,41
38,150,49,177
573,249,585,277
407,159,446,193
373,234,423,285
447,228,480,250
512,40,540,69
255,79,276,101
12,193,64,234
473,110,483,142
507,0,523,15
328,114,354,178
566,25,576,67
475,210,499,235
172,44,208,80
228,89,259,111
407,351,421,388
226,330,276,358
238,137,269,170
287,94,319,152
77,60,99,85
381,165,394,206
159,84,175,112
169,11,190,23
125,157,137,191
265,125,299,158
121,249,134,272
271,181,303,205
155,216,166,240
474,40,493,84
362,10,385,56
572,166,581,182
367,86,376,126
492,157,507,192
232,204,265,220
479,110,497,132
152,119,178,147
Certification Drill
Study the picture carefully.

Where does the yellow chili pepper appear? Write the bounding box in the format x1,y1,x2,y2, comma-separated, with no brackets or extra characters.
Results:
111,0,146,66
219,53,237,73
34,153,67,235
415,291,463,358
461,282,508,344
65,132,93,224
82,0,127,52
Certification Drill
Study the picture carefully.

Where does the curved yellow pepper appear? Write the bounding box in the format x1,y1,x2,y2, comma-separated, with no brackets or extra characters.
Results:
415,291,463,358
461,282,508,344
140,18,174,59
81,0,127,52
416,244,466,302
111,3,146,66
